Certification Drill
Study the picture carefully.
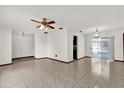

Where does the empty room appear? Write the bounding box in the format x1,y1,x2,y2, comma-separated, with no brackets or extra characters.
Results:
0,5,124,88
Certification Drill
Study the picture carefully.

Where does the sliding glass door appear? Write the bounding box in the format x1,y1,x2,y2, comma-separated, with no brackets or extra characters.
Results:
91,37,114,60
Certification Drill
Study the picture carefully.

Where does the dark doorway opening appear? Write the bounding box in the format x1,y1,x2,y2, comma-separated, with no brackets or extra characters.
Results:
73,36,77,60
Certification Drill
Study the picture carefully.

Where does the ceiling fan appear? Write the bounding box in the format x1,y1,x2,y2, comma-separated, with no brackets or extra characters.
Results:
30,18,56,30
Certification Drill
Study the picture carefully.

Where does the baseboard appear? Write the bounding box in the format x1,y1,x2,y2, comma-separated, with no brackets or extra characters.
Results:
46,57,73,64
114,60,124,62
12,56,34,60
35,57,48,59
35,56,91,63
78,56,91,60
0,62,12,66
47,56,91,64
10,56,92,66
83,56,92,58
12,56,72,63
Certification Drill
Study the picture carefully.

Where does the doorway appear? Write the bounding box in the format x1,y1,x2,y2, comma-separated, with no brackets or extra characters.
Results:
73,36,78,60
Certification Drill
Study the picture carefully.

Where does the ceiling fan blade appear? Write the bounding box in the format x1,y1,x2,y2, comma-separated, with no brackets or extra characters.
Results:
47,25,55,29
47,21,56,24
36,25,41,28
30,19,41,23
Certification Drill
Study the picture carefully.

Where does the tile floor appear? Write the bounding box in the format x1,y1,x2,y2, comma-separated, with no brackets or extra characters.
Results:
0,58,124,88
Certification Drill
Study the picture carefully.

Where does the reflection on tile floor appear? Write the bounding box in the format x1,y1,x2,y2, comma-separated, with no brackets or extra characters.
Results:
0,58,124,88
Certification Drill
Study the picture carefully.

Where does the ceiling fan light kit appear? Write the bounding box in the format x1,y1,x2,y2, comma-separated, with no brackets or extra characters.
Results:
30,18,56,31
39,25,44,29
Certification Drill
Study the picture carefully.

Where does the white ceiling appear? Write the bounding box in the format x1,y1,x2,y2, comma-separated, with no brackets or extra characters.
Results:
1,5,124,34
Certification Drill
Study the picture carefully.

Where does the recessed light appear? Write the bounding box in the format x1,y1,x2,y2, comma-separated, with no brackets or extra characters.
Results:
44,32,48,34
21,32,25,36
59,28,63,30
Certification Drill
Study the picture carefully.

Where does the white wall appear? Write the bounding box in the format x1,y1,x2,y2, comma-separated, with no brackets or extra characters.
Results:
34,29,85,62
85,30,124,61
34,31,47,58
47,29,68,62
47,29,85,62
12,32,34,58
85,33,93,57
67,29,73,62
0,29,12,65
32,27,86,62
77,33,85,59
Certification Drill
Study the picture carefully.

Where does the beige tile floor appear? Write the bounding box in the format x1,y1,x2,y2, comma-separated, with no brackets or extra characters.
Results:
0,58,124,88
